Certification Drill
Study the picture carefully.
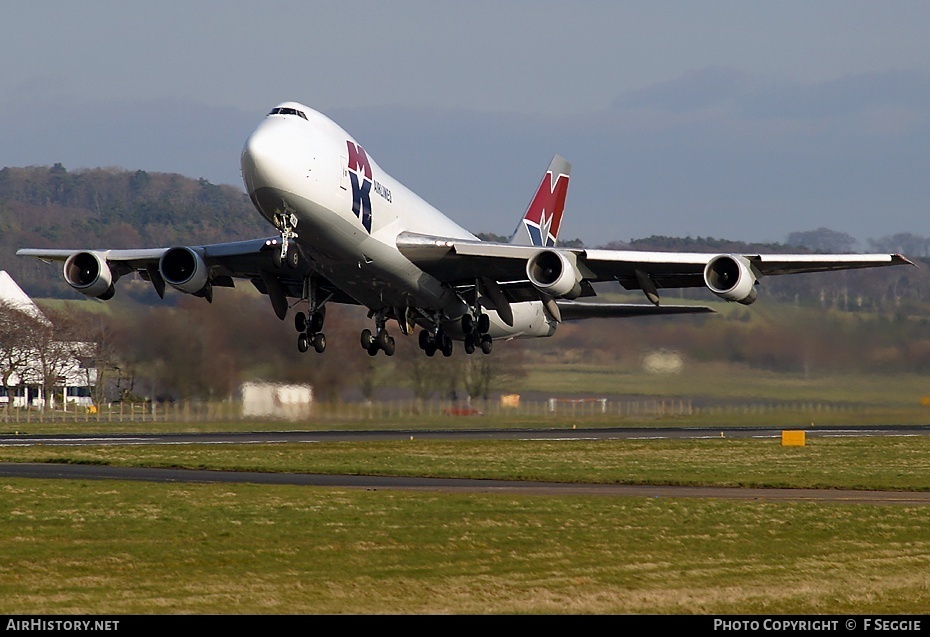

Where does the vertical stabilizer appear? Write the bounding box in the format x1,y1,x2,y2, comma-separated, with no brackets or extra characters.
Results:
508,155,571,247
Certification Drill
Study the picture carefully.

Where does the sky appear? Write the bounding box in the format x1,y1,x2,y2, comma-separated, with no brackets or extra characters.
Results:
2,1,930,248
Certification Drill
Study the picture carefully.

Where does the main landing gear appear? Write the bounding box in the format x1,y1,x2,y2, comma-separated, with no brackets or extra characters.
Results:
460,311,493,355
360,328,395,356
359,311,395,356
295,309,326,353
418,327,453,357
417,310,493,357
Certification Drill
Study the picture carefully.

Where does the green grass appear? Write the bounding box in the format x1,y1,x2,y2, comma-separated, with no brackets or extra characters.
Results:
521,363,930,408
3,436,930,491
4,433,930,613
2,478,929,614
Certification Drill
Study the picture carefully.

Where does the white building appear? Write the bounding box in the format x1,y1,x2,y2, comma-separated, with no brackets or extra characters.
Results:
0,271,96,409
241,381,313,420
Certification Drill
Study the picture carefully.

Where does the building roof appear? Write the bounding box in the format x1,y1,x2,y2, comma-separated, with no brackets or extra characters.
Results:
0,271,50,325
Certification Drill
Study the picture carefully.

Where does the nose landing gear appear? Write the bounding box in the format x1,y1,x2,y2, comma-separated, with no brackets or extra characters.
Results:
272,212,300,269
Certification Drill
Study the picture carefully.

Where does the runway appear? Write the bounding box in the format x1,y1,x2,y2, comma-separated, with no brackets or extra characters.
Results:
2,426,929,504
1,461,929,505
2,424,929,447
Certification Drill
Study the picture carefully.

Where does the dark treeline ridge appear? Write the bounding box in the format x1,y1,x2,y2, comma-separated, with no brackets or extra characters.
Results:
2,164,929,311
0,164,268,298
4,165,930,402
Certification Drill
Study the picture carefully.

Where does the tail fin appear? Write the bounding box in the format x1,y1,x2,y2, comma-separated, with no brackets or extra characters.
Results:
509,155,571,247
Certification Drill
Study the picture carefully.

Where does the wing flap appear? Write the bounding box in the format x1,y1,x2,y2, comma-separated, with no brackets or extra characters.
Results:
556,300,715,320
396,231,539,283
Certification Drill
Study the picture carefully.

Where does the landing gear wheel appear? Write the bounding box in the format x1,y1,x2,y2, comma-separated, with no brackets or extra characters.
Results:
377,330,391,350
297,332,310,353
480,334,492,355
360,328,374,350
383,336,396,356
464,334,476,355
425,344,437,357
272,249,283,269
367,342,380,356
309,311,324,333
312,333,326,353
440,333,453,357
418,329,431,350
478,313,490,334
461,314,474,334
286,247,299,269
295,312,308,333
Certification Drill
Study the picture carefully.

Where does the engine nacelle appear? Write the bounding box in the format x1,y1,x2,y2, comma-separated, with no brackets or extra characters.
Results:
63,251,115,300
159,246,209,294
703,254,758,305
526,249,582,299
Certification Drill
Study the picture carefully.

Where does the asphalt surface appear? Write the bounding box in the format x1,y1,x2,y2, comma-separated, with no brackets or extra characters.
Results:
2,425,929,504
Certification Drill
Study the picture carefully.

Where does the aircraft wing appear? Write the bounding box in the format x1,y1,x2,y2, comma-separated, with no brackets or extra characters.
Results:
18,238,274,271
396,231,914,306
16,238,359,320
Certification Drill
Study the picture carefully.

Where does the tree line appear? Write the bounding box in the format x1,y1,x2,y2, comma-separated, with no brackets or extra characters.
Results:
3,282,925,407
3,164,928,310
2,164,930,404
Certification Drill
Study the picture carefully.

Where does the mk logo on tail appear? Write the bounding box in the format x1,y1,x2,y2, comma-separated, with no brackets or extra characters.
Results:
511,155,571,247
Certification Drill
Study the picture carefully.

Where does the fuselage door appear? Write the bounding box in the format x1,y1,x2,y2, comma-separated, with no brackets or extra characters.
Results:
340,155,348,191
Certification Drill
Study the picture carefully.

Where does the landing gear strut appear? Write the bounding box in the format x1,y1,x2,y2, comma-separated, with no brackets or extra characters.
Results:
272,212,299,269
294,276,329,354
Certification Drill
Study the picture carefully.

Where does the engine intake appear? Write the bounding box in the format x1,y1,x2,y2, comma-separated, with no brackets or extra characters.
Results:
159,246,209,294
703,254,758,305
526,249,582,299
63,251,114,300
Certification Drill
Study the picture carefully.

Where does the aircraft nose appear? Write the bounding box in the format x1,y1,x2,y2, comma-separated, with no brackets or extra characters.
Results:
240,124,278,192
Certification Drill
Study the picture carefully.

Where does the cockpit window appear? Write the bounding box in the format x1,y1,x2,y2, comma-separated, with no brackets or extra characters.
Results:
268,107,308,120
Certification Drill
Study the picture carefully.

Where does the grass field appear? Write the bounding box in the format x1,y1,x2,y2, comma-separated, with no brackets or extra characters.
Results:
2,435,930,614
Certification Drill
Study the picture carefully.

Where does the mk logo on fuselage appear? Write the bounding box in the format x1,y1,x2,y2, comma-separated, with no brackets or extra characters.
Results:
346,141,391,234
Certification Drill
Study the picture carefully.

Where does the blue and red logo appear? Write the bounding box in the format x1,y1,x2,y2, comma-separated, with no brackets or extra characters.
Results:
522,169,569,247
346,141,392,233
346,141,373,233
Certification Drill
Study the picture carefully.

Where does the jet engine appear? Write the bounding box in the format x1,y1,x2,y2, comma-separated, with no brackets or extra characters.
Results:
526,249,582,299
63,251,115,300
703,254,758,305
159,246,209,294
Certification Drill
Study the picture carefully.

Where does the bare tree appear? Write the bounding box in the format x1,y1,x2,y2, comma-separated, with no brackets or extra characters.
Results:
462,342,527,408
0,301,47,403
19,316,79,411
56,311,126,406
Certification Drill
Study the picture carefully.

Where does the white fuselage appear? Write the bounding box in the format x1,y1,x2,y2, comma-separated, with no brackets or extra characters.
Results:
239,102,555,340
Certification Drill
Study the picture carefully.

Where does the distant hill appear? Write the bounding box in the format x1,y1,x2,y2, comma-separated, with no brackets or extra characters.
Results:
0,164,268,298
2,164,927,313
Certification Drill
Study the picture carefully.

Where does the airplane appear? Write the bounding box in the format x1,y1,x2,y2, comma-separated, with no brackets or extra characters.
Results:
17,101,914,358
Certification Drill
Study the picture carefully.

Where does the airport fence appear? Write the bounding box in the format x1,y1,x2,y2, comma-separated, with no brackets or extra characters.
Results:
0,396,878,425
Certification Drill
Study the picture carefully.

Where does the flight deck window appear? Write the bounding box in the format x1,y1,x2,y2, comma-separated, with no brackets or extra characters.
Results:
269,107,308,120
